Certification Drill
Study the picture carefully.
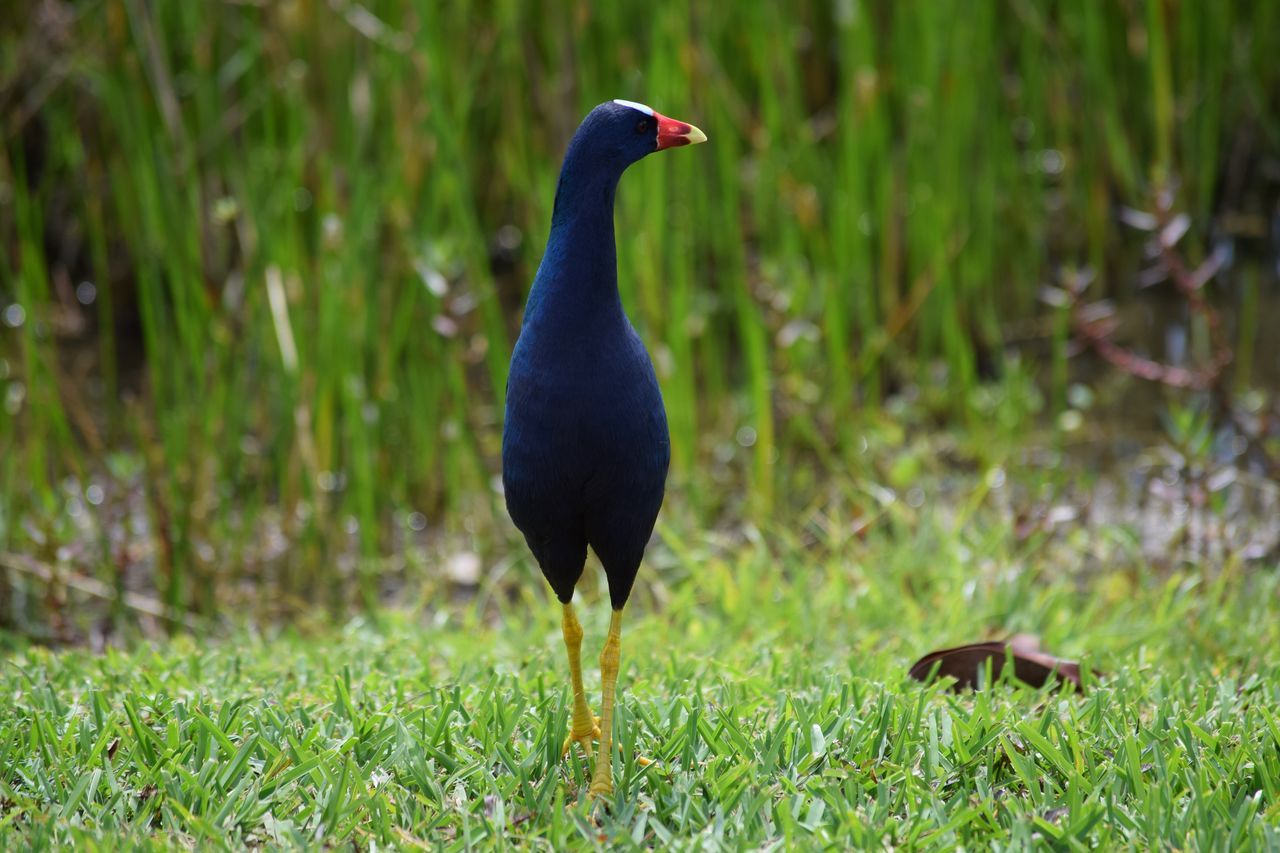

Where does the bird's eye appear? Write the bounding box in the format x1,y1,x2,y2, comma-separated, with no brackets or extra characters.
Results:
635,119,650,134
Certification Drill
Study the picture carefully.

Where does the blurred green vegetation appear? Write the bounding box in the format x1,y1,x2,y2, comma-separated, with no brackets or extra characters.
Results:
1,1,1278,627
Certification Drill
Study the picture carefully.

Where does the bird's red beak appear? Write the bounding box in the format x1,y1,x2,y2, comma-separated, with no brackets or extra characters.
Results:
655,112,708,150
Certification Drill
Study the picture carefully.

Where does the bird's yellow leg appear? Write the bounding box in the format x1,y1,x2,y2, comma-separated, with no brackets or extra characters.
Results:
561,602,601,757
588,608,625,798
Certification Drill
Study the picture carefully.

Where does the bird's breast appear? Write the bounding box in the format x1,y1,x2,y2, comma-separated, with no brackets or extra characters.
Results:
503,322,669,482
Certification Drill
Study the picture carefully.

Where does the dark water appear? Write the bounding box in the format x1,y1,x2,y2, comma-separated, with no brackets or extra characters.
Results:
1048,257,1280,567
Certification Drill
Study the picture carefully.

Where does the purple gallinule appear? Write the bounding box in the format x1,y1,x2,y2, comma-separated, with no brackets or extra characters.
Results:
502,99,706,797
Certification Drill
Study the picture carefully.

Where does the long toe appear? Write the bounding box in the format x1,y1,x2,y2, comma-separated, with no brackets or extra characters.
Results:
613,740,654,767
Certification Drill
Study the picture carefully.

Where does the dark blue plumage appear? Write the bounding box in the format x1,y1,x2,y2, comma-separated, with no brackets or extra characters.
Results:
503,101,680,609
502,100,704,799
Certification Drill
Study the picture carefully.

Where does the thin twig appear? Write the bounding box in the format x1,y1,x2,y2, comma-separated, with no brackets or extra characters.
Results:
0,552,203,631
1064,188,1280,481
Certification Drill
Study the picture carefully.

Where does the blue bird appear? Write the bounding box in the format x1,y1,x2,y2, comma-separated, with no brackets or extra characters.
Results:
502,100,706,798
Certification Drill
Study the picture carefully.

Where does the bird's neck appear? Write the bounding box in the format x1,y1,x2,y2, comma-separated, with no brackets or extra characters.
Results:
527,155,626,327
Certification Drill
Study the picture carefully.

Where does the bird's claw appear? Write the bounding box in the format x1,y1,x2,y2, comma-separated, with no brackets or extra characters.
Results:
560,716,601,757
585,748,653,804
586,777,613,800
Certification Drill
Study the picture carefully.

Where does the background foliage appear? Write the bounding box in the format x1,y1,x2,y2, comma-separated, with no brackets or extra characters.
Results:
1,1,1278,627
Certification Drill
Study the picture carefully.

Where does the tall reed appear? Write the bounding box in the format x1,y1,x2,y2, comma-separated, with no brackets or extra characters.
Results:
0,1,1273,624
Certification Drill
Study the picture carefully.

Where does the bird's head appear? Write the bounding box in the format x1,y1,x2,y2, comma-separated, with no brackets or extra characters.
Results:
550,100,706,227
572,100,707,172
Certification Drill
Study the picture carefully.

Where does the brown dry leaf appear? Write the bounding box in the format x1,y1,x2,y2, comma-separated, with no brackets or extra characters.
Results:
908,639,1087,692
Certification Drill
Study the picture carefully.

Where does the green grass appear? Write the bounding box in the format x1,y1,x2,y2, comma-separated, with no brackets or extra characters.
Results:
3,476,1278,849
3,2,1279,623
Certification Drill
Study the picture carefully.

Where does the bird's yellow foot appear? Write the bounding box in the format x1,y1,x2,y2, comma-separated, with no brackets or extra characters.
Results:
561,716,601,757
585,750,652,803
587,772,613,800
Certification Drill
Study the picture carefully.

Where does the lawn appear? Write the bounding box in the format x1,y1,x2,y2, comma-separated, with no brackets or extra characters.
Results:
4,474,1278,849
